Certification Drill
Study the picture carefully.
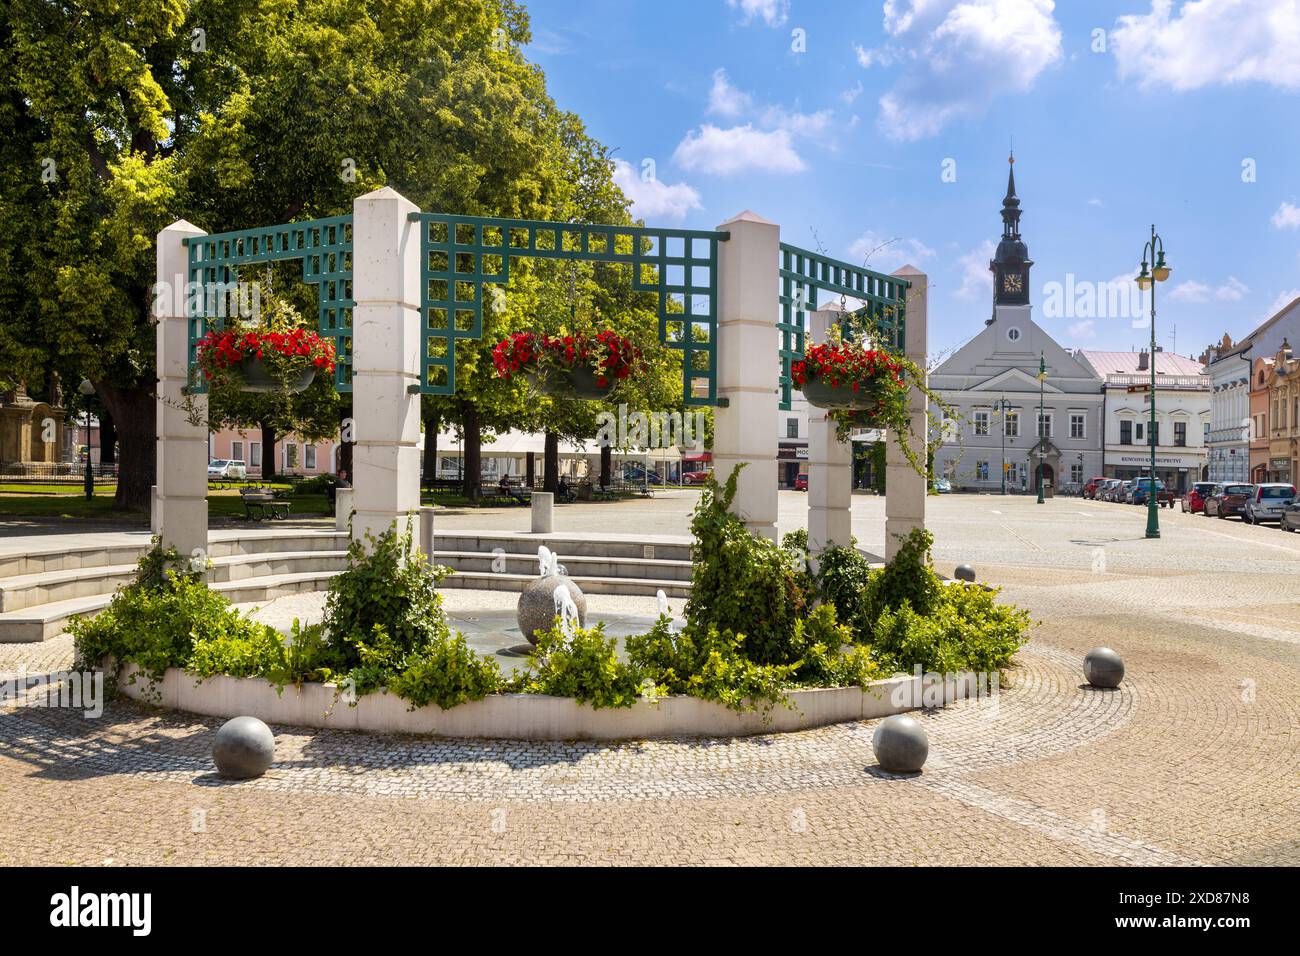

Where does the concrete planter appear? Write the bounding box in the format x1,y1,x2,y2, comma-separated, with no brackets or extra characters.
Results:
111,664,985,741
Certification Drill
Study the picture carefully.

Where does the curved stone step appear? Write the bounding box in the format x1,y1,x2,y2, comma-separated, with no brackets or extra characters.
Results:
433,550,692,582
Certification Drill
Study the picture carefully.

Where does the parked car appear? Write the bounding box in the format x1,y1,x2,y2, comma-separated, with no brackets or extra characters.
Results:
932,477,952,494
1205,483,1254,519
1243,483,1297,524
1118,480,1138,503
1083,476,1108,499
1099,478,1122,501
1181,481,1217,514
207,459,247,480
793,473,808,491
1280,501,1300,532
1130,477,1174,508
621,464,664,485
681,469,712,485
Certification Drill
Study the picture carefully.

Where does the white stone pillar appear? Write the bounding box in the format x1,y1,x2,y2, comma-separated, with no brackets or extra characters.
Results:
714,211,780,540
807,306,854,566
885,266,929,561
334,487,354,532
155,219,209,565
531,492,554,534
419,504,435,563
350,187,423,551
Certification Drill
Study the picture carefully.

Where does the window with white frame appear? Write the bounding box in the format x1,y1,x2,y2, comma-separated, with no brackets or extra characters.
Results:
1069,413,1085,440
284,443,299,469
1070,463,1084,484
231,440,243,461
973,410,990,436
976,461,989,481
1036,412,1053,439
305,445,317,469
1004,411,1020,438
249,442,261,467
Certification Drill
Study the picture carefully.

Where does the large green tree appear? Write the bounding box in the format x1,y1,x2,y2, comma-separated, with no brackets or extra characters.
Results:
1,0,577,509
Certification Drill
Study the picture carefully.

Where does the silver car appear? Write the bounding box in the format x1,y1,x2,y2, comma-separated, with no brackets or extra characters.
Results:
1243,483,1297,524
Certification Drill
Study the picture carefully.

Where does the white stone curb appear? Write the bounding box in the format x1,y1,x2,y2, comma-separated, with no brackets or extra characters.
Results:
112,664,984,740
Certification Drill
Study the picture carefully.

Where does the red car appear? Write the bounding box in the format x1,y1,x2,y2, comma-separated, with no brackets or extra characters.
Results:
794,473,808,491
1180,481,1217,514
1083,476,1108,499
681,469,712,485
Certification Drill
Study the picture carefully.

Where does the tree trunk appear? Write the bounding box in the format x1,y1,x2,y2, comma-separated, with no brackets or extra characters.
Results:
422,408,439,486
600,444,612,489
261,423,277,480
99,408,117,465
525,451,535,488
461,402,481,502
543,431,559,493
95,382,154,512
336,404,352,478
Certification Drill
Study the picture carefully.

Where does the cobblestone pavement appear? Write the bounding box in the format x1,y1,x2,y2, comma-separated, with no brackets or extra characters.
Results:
0,495,1296,865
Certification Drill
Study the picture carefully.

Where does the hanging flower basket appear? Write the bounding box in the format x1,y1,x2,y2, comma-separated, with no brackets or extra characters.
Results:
493,330,643,401
238,357,317,394
197,327,336,394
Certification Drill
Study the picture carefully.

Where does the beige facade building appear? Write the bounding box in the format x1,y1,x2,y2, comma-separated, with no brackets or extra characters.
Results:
1265,340,1300,484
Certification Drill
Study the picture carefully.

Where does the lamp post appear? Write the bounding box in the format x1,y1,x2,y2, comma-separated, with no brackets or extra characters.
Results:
1036,352,1047,504
992,396,1014,494
78,378,95,500
1135,225,1172,539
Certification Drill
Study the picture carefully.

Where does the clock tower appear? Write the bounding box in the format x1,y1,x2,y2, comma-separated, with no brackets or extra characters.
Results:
990,153,1032,311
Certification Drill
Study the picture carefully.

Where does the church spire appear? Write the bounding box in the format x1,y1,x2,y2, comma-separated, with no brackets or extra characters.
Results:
990,151,1032,308
1001,152,1021,239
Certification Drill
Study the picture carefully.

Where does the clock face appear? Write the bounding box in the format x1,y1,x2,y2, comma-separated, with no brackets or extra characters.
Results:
1003,273,1023,293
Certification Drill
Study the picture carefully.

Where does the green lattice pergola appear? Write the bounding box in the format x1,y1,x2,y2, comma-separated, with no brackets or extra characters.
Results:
410,213,728,405
183,212,729,407
777,243,910,411
184,215,354,391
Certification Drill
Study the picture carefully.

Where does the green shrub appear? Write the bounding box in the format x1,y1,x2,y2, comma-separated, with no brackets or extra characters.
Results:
864,527,940,623
69,571,276,690
388,631,503,710
685,467,811,664
513,622,642,709
625,620,797,712
871,582,1031,676
814,544,874,630
188,623,286,680
263,620,344,689
787,603,880,689
322,522,454,670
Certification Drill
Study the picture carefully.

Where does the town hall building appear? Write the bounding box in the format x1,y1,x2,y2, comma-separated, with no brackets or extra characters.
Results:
930,158,1104,493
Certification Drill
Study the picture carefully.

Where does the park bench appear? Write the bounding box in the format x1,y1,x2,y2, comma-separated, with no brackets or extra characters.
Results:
240,486,290,521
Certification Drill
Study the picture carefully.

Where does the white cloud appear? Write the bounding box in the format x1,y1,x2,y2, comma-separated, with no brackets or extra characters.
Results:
1112,0,1300,92
870,0,1062,141
1068,320,1097,340
760,105,834,138
1168,280,1211,303
954,239,996,301
855,43,900,68
1216,276,1249,301
673,124,806,175
726,0,789,27
707,68,752,117
1087,197,1104,207
847,231,935,272
841,81,865,104
1272,201,1300,229
611,159,702,223
1266,289,1300,318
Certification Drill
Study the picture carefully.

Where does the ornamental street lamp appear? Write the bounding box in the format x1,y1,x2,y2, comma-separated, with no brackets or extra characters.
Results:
1036,352,1047,504
1135,225,1172,539
993,395,1014,495
78,378,95,500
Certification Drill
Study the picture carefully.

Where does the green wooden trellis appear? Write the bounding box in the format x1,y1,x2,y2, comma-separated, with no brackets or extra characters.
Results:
183,215,354,391
777,243,910,411
410,212,729,406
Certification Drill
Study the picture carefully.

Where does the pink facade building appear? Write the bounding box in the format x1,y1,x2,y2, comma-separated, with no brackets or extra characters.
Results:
208,428,341,476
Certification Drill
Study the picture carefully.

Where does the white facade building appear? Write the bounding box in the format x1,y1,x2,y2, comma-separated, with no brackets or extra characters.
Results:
1077,349,1209,492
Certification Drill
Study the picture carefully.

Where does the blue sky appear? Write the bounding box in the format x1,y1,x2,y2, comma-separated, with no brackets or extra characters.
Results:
523,0,1300,359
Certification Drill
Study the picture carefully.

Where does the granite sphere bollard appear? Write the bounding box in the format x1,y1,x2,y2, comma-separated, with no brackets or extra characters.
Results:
1084,646,1125,688
872,714,929,773
954,564,977,583
212,716,275,779
517,575,587,644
